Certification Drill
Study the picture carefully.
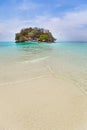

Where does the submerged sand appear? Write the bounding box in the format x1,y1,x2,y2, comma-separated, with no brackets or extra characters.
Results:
0,61,87,130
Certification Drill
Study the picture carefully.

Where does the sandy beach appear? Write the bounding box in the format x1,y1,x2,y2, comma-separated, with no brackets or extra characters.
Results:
0,64,87,130
0,42,87,130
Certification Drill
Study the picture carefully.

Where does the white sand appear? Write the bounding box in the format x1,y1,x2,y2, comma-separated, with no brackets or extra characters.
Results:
0,60,87,130
0,73,87,130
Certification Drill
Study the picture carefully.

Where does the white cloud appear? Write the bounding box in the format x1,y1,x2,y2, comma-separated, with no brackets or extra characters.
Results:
0,8,87,41
41,9,87,41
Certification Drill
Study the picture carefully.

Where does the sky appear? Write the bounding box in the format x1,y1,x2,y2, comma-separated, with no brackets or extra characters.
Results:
0,0,87,41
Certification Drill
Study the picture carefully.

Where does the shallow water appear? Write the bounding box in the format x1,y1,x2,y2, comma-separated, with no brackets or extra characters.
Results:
0,41,87,92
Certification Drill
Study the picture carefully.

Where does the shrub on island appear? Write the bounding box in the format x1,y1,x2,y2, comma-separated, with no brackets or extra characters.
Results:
15,27,56,43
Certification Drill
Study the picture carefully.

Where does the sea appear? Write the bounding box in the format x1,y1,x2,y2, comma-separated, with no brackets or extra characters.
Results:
0,41,87,93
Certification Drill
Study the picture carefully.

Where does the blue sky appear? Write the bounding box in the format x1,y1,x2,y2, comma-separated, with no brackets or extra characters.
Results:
0,0,87,41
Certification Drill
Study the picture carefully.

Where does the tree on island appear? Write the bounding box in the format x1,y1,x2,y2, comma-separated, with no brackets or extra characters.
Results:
15,27,56,43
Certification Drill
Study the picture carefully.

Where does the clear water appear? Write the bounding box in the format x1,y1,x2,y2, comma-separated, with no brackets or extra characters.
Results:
0,41,87,92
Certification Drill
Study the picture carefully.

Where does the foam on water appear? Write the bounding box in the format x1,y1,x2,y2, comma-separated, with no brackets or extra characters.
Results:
30,56,50,63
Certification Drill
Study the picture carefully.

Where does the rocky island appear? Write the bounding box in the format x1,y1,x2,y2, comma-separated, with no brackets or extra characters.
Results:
15,27,56,43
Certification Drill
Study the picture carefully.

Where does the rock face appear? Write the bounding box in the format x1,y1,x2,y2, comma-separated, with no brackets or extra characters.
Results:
15,27,56,43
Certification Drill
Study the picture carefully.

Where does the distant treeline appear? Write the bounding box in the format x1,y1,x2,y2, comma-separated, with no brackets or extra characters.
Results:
15,27,56,43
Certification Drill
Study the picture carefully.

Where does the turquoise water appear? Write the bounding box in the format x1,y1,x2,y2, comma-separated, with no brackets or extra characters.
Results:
0,41,87,92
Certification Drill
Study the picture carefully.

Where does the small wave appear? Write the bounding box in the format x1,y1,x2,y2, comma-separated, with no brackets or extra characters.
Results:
17,56,49,64
30,56,49,63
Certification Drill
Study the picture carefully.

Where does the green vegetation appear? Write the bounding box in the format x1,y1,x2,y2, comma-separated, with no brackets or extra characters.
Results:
15,27,56,43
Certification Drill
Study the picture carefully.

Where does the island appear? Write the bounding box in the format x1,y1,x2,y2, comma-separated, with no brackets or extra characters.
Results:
15,27,56,43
